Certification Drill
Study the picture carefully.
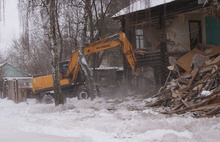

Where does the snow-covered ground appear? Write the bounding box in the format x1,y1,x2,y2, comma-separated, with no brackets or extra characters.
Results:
0,96,220,142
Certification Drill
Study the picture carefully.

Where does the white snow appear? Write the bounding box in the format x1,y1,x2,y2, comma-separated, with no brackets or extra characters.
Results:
113,0,175,17
96,66,123,71
201,90,213,97
0,97,220,142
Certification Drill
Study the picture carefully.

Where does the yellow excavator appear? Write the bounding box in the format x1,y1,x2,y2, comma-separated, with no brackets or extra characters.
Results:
32,32,136,101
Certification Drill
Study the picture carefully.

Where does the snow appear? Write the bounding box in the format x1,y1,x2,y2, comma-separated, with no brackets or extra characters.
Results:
113,0,175,17
0,97,220,142
96,66,123,71
201,90,213,97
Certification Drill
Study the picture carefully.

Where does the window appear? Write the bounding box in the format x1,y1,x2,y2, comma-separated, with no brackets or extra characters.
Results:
189,20,202,49
135,29,144,49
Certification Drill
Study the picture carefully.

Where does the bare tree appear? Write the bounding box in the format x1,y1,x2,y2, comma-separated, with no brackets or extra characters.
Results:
15,0,125,72
0,0,5,22
0,67,4,92
4,0,128,104
17,0,65,106
82,0,125,68
49,0,64,106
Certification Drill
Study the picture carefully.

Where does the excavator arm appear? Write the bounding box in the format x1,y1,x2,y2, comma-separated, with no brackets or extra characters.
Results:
61,32,136,98
62,31,136,85
83,32,136,71
63,49,80,82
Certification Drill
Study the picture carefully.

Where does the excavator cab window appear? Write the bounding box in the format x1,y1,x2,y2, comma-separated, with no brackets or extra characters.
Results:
59,61,69,75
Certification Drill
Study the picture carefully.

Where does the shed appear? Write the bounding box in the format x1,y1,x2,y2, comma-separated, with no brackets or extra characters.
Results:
0,62,32,103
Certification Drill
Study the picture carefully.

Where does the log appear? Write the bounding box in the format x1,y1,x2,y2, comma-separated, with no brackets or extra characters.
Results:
190,103,220,112
181,99,190,108
206,106,220,116
163,94,219,114
187,68,199,88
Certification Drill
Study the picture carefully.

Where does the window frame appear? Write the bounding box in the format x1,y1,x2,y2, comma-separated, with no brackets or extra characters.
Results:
135,28,144,49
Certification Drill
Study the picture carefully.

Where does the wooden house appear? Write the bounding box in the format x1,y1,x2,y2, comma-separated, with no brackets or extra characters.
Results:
113,0,220,95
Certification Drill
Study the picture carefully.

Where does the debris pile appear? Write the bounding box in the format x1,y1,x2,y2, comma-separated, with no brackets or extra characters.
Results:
146,44,220,117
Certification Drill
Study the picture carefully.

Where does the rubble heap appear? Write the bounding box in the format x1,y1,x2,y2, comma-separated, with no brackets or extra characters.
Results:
146,44,220,117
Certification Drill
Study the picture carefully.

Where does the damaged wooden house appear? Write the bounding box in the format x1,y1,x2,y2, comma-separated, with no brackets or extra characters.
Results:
113,0,220,98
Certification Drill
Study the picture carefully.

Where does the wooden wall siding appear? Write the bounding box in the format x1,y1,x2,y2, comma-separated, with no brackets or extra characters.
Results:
135,50,162,85
137,44,168,86
94,69,118,87
6,80,26,103
3,79,32,103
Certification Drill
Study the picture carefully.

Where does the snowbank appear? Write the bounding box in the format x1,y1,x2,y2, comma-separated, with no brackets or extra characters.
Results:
0,97,220,142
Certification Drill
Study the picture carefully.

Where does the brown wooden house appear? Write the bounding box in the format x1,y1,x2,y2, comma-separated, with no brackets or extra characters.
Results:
113,0,220,95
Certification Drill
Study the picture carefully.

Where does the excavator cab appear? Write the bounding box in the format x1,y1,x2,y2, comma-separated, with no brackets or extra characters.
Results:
59,61,69,77
59,60,86,84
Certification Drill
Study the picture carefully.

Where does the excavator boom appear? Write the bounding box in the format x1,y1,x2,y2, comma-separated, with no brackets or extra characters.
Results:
83,32,136,71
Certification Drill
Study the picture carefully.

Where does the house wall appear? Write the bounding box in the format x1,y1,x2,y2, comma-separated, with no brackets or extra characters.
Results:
144,25,160,48
166,12,205,51
130,23,160,49
130,12,206,51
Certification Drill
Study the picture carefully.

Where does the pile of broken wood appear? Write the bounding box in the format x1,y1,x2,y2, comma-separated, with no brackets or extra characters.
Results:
146,44,220,117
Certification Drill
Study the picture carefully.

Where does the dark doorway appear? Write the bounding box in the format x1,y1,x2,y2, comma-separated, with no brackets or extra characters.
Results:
189,20,202,49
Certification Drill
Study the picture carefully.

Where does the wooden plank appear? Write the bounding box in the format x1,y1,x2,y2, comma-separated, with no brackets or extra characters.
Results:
181,99,190,108
203,45,220,57
190,103,220,112
205,55,220,65
208,95,220,104
175,48,203,73
187,68,199,88
206,106,220,116
162,94,218,114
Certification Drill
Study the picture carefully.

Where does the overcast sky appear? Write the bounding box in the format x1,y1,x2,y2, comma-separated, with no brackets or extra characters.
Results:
0,0,20,53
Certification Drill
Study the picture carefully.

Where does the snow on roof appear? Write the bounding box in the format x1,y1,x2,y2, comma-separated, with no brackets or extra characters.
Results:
3,77,33,80
0,61,32,77
95,66,123,71
113,0,175,18
0,61,8,67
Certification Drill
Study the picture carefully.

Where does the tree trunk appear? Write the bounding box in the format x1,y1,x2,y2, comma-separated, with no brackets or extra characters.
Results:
49,0,64,106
